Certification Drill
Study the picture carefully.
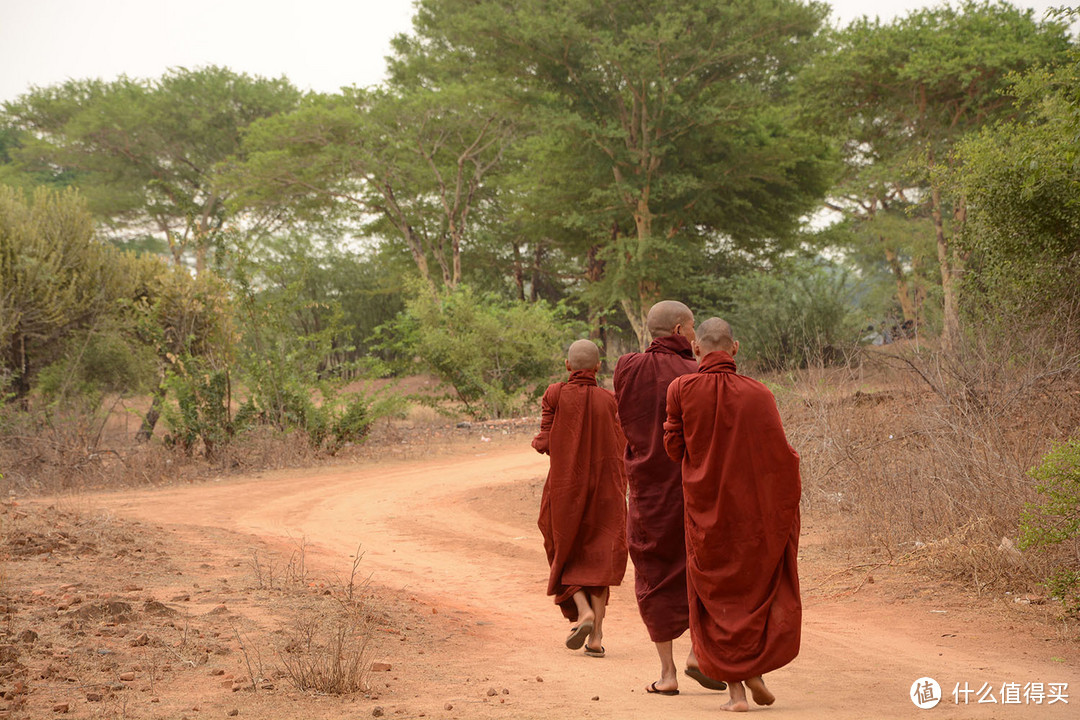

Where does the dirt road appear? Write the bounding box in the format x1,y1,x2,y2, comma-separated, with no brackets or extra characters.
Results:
89,442,1077,719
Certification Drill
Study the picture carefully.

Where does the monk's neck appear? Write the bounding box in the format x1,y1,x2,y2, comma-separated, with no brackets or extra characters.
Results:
567,369,598,386
699,350,737,373
647,334,694,358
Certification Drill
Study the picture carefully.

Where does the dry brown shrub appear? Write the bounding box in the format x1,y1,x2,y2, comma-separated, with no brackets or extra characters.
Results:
776,332,1080,594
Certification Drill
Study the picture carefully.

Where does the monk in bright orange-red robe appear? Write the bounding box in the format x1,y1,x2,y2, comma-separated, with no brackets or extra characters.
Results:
664,318,801,711
533,339,628,655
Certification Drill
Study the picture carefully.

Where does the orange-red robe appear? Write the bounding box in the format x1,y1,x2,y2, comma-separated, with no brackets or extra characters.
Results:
613,335,698,642
533,369,628,621
663,350,801,681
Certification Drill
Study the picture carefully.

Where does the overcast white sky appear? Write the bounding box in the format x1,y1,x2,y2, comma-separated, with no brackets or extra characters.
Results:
0,0,1068,104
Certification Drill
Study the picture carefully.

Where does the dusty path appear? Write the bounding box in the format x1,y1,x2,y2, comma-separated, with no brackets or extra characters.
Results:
88,442,1078,719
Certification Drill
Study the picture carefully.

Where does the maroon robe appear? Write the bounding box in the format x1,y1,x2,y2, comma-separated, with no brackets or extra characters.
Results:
613,335,698,642
663,350,801,681
533,369,628,620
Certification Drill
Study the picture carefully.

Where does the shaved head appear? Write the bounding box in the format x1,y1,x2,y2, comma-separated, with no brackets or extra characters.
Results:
567,339,601,370
646,300,694,339
696,317,736,354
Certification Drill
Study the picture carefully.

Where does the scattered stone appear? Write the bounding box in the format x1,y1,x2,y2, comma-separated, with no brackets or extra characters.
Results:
258,681,274,690
456,422,472,429
131,633,150,647
86,692,103,702
0,645,19,663
210,669,225,676
486,687,498,697
372,708,385,718
52,702,69,713
371,661,392,672
206,604,229,616
591,695,600,701
444,703,453,711
18,629,38,645
119,671,136,681
227,711,239,717
502,688,509,695
536,676,543,683
122,585,143,592
170,593,191,602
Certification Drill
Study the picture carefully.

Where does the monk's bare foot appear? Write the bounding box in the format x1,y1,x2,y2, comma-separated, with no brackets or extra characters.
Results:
746,676,775,706
721,681,749,712
720,699,750,712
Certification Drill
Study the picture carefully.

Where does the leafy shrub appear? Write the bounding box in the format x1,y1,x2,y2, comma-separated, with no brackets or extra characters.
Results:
1019,439,1080,614
727,260,862,370
379,284,576,418
161,354,246,459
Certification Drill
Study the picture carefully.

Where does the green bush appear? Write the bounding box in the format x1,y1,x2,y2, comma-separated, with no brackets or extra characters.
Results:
379,284,576,419
727,260,862,370
161,354,246,459
1019,439,1080,614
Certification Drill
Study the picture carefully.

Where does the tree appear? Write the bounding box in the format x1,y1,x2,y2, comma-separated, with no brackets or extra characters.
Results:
804,1,1071,352
2,66,302,271
223,85,518,293
949,31,1080,353
0,186,141,403
394,0,836,347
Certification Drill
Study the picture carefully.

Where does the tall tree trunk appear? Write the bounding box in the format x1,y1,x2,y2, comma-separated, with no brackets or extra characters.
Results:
931,184,961,354
530,245,545,303
883,244,917,322
585,243,612,368
136,376,167,443
511,243,526,301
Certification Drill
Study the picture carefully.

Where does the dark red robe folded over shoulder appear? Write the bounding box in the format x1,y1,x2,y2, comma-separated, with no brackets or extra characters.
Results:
533,369,628,621
663,351,801,681
613,335,698,642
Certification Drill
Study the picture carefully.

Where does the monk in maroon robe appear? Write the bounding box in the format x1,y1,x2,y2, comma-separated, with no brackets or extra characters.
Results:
664,318,801,712
533,339,628,656
614,300,725,695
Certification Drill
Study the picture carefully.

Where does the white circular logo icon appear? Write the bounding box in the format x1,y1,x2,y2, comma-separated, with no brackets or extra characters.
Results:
911,677,942,709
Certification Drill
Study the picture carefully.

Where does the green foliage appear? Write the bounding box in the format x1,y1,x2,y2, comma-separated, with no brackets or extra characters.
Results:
2,66,302,267
380,284,578,419
161,354,245,458
37,327,158,407
951,50,1080,332
726,259,862,371
396,0,838,343
0,185,139,401
802,1,1073,349
1019,439,1080,614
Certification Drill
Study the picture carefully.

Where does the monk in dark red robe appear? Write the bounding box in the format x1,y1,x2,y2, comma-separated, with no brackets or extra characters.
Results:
533,339,628,656
614,300,725,695
664,318,801,712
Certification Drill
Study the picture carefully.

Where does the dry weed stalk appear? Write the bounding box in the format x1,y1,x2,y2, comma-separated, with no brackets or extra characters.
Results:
277,605,373,695
276,546,376,695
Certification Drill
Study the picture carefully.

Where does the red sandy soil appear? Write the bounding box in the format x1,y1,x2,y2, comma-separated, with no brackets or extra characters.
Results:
2,428,1078,719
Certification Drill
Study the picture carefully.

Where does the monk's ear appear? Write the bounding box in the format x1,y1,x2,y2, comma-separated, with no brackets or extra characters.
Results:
691,340,702,358
731,340,739,357
565,359,573,372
